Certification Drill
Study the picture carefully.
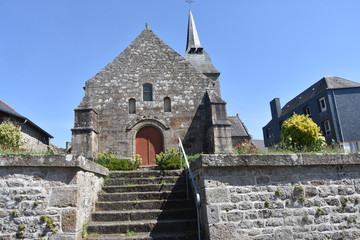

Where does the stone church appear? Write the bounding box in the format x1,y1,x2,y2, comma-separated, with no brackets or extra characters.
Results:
71,11,250,165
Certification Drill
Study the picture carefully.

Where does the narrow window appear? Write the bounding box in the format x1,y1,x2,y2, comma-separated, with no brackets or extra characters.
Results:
323,120,331,135
164,97,171,112
129,98,136,114
266,128,272,139
318,97,327,112
143,83,153,101
304,105,311,116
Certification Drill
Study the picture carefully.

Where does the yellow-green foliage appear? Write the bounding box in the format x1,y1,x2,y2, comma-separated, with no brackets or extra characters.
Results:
281,113,326,152
0,121,21,148
155,149,183,170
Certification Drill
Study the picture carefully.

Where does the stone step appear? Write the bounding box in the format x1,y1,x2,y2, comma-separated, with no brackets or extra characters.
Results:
105,176,184,186
102,183,188,193
87,219,197,235
91,208,196,222
96,199,195,211
98,191,187,202
109,170,184,179
85,231,198,240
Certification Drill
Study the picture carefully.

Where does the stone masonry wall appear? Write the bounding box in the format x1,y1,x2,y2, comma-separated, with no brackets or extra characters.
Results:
0,154,108,240
191,153,360,240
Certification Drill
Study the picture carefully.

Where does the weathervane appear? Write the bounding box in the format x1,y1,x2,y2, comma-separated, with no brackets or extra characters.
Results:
185,0,194,10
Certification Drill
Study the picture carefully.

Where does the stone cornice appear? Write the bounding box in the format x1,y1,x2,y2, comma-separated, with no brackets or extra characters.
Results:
191,153,360,170
0,154,108,176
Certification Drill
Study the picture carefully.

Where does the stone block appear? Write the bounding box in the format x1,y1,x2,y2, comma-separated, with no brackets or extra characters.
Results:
227,212,243,222
208,223,237,240
274,229,293,240
61,209,78,233
256,176,269,184
49,233,77,240
206,205,220,224
50,187,78,207
305,186,317,198
205,188,229,204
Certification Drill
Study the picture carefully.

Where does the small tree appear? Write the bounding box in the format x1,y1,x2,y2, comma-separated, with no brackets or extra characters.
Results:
281,113,326,152
0,121,21,148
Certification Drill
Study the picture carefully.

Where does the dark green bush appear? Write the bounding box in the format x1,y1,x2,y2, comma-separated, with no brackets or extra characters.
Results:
95,152,140,170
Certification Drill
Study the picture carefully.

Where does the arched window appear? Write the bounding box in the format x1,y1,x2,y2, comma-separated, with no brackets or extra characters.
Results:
164,97,171,112
129,98,136,114
143,83,153,101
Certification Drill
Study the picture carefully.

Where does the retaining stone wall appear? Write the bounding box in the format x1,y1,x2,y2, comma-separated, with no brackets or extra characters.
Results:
0,154,108,240
191,153,360,240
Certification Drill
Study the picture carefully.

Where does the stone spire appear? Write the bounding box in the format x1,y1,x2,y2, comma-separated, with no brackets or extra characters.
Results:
186,10,203,53
185,10,220,81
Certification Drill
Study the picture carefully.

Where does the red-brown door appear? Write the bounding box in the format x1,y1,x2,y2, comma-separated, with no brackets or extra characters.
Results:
136,126,163,165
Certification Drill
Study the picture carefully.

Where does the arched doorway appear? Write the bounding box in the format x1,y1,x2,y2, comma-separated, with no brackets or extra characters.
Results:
136,126,163,166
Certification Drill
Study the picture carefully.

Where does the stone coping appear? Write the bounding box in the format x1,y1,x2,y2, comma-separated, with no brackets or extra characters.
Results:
0,154,109,176
191,153,360,170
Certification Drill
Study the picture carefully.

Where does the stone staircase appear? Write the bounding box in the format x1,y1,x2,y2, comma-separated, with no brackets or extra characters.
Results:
85,168,198,240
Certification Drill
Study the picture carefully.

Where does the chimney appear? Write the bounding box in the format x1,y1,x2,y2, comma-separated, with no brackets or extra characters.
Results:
270,98,281,119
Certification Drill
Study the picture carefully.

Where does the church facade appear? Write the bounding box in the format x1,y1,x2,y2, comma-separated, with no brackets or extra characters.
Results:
71,11,250,164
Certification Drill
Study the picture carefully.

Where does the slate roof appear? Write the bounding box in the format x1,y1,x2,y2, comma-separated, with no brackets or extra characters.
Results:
281,76,360,117
0,100,24,119
184,11,219,76
0,99,53,138
252,139,267,152
228,115,250,137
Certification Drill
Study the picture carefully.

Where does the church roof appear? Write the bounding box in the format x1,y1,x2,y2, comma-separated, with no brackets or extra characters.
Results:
281,76,360,117
228,115,251,138
0,99,53,138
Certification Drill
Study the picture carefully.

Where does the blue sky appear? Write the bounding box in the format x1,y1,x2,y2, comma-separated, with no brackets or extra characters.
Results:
1,0,360,148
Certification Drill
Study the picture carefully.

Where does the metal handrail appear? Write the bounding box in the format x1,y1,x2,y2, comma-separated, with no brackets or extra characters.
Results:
178,138,201,240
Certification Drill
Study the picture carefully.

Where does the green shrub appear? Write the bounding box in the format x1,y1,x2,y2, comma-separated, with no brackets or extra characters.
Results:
155,149,183,170
95,152,141,170
281,113,326,152
187,152,202,162
0,121,21,148
155,149,202,170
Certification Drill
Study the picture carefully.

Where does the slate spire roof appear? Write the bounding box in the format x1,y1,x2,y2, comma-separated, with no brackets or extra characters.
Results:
184,11,219,79
281,76,360,117
186,10,202,53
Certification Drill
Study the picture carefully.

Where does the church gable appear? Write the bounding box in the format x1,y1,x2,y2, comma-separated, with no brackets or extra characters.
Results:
73,27,221,159
80,28,212,111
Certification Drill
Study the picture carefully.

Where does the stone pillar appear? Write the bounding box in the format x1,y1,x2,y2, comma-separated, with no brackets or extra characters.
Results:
207,94,232,153
71,107,99,160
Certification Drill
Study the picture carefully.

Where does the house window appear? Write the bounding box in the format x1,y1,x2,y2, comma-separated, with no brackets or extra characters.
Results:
129,98,136,114
143,83,153,101
164,97,171,112
323,120,331,135
304,105,311,116
318,97,327,112
266,128,272,139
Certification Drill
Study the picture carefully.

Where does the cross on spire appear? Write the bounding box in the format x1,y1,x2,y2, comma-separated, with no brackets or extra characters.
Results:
185,0,194,10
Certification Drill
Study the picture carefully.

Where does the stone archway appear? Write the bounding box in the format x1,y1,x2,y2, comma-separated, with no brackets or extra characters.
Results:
135,126,163,166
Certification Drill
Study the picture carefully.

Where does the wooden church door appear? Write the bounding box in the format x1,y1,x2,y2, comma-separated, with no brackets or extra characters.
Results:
136,126,163,165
